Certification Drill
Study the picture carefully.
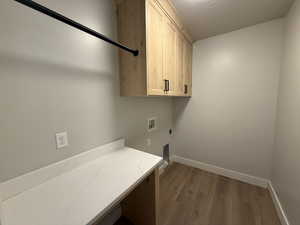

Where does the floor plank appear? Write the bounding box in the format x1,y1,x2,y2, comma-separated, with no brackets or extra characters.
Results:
159,163,281,225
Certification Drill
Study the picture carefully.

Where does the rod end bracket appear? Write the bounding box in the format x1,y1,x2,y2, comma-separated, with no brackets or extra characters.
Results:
133,50,139,57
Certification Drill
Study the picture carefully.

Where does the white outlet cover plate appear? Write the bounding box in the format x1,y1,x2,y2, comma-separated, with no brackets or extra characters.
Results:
55,132,69,149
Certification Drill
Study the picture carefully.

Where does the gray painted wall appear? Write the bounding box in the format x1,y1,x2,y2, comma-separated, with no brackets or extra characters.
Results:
272,0,300,224
1,0,299,223
173,20,283,179
0,0,173,183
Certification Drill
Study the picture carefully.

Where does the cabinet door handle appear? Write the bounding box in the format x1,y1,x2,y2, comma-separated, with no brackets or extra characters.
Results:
184,84,188,94
164,80,170,93
164,80,168,93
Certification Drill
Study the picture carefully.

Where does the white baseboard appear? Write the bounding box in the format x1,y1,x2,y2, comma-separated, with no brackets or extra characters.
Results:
268,182,290,225
171,155,292,225
171,155,269,188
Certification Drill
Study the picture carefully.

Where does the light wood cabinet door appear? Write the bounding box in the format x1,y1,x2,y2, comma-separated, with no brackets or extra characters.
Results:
176,33,185,95
186,41,193,96
163,17,178,96
146,0,165,95
115,0,193,97
183,39,193,96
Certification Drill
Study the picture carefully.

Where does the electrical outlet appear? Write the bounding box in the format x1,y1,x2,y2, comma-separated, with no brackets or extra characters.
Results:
55,132,69,149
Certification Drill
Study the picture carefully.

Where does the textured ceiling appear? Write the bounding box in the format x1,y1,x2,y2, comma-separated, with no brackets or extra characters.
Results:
172,0,295,41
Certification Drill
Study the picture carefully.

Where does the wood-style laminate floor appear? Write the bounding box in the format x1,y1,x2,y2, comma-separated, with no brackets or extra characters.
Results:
159,163,281,225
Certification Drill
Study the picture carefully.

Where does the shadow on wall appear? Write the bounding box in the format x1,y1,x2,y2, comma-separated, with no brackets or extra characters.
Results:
0,0,173,183
173,97,191,124
172,97,190,156
0,50,173,182
0,51,120,180
0,52,116,79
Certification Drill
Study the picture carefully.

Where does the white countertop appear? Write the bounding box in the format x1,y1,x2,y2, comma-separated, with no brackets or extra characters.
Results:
0,141,162,225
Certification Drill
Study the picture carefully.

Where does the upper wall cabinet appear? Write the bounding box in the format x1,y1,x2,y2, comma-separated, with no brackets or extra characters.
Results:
115,0,193,97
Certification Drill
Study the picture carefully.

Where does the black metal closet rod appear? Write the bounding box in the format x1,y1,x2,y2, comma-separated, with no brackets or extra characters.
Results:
14,0,139,56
